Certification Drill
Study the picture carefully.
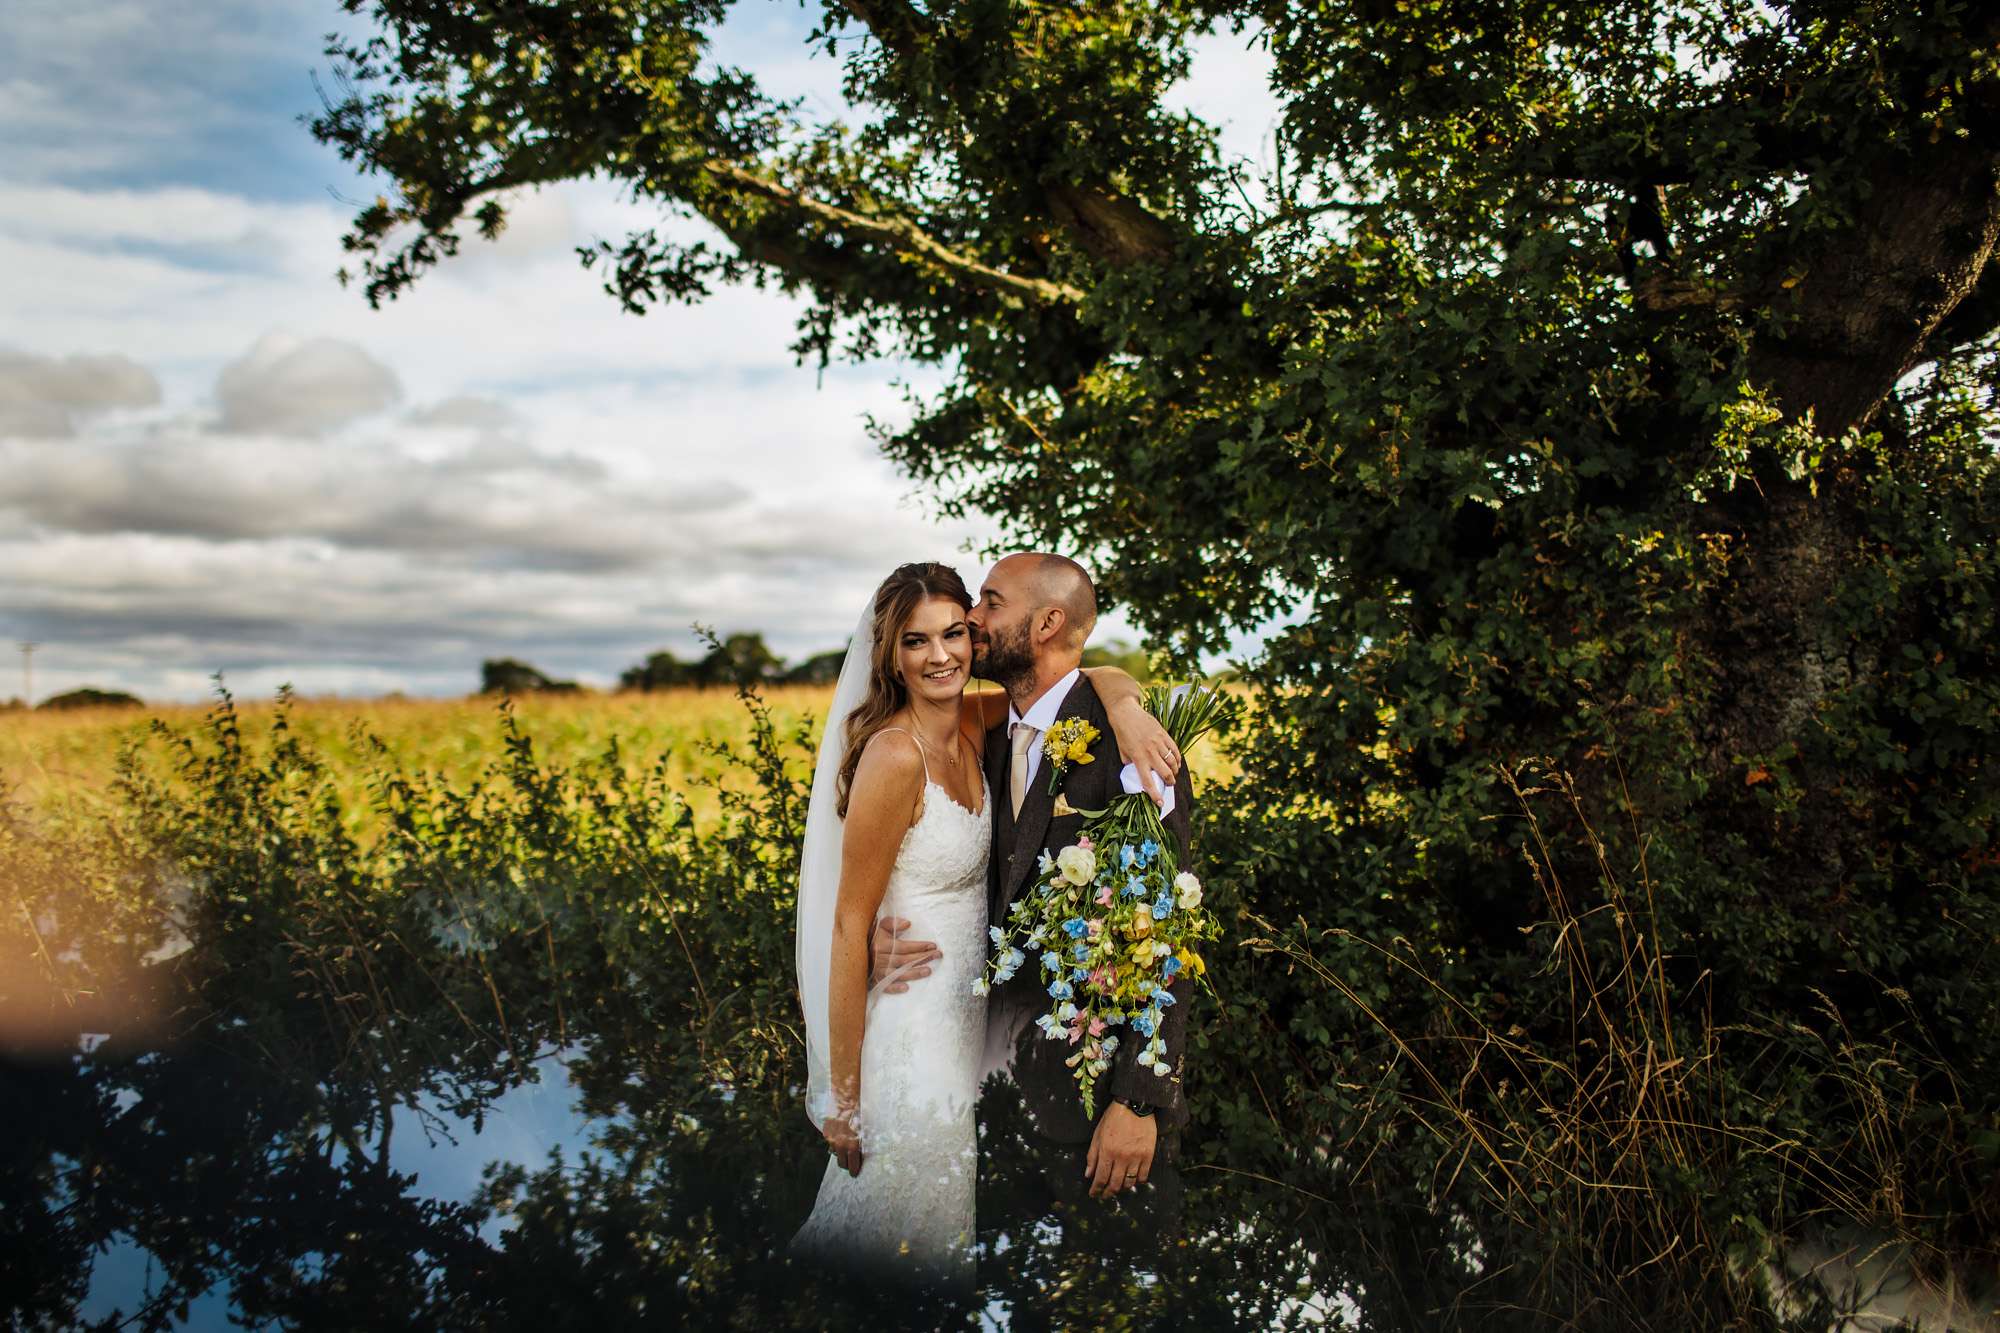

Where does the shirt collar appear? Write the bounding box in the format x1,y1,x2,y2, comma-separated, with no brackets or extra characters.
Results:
1008,667,1081,734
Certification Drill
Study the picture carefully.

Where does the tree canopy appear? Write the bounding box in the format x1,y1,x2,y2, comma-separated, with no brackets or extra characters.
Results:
316,1,2000,1322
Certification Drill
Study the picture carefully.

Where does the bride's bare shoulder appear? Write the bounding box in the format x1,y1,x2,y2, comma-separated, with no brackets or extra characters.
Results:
852,724,925,786
848,725,926,827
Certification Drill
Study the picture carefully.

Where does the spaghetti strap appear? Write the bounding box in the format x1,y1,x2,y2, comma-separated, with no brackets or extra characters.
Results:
875,727,931,806
875,726,932,781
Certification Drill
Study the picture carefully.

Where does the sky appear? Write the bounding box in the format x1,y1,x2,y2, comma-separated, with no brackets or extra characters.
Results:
0,1,1279,703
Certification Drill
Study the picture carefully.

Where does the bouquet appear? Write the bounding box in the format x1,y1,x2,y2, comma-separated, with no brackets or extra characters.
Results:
974,681,1232,1118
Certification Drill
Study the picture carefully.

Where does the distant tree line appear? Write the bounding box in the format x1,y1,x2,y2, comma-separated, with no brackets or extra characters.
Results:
6,637,1165,711
485,635,1161,697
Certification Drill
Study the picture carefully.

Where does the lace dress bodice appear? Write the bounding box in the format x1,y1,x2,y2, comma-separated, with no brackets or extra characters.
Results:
791,741,990,1290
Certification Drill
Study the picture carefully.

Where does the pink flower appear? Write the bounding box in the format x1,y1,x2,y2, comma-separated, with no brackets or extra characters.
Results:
1095,884,1115,906
1089,1016,1107,1037
1087,918,1105,937
1077,835,1093,850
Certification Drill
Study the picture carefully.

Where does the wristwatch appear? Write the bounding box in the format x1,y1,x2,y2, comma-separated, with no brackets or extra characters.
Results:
1112,1096,1158,1118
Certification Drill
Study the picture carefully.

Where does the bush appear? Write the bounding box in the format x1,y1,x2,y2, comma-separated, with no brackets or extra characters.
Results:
36,687,144,710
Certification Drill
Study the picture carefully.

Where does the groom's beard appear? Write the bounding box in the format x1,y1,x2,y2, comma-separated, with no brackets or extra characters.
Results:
973,619,1035,693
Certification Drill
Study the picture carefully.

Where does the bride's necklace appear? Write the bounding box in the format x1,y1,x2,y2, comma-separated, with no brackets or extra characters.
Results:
914,718,962,767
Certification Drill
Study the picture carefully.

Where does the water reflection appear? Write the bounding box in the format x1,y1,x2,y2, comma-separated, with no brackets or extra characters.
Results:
76,1050,588,1326
1,695,1321,1333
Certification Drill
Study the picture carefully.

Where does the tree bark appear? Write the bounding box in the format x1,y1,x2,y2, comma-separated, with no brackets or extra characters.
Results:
1749,141,2000,437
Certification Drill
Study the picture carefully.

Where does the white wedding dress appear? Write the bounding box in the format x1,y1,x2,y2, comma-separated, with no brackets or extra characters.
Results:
791,740,990,1290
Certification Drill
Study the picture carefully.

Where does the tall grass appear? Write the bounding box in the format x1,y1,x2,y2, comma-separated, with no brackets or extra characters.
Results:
1245,758,1991,1328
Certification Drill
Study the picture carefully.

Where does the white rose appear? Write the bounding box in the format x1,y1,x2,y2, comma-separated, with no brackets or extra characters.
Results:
1175,871,1203,910
1056,844,1097,886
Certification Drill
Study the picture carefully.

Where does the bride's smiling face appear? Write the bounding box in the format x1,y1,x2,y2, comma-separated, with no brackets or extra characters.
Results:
896,595,973,703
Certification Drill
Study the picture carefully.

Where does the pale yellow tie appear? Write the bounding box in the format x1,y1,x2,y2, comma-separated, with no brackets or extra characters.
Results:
1009,722,1037,818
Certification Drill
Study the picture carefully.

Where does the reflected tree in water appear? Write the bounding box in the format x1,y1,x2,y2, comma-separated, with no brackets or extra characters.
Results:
1,677,1319,1331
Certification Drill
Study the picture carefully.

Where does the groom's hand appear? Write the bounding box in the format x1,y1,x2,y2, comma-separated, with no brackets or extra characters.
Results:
869,916,940,993
1084,1102,1157,1199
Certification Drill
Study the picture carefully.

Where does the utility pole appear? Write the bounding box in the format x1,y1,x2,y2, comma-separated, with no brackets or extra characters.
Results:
19,641,35,707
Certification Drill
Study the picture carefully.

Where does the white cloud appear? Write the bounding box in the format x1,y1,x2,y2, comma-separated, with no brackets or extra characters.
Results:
0,177,847,404
0,348,161,437
214,334,402,434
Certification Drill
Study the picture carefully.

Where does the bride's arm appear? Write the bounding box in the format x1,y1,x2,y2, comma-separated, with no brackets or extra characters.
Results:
958,683,1008,759
825,731,925,1178
1083,666,1177,805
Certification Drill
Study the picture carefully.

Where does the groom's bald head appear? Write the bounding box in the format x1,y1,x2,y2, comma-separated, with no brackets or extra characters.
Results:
1021,553,1097,649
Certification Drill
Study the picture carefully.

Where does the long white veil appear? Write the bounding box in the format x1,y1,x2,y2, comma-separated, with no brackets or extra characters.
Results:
797,599,877,1131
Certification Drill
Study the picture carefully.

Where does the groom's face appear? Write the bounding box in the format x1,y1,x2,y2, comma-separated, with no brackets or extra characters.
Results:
968,556,1037,682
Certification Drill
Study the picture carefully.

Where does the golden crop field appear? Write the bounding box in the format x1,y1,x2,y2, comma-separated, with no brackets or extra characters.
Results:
3,679,1233,840
2,686,845,837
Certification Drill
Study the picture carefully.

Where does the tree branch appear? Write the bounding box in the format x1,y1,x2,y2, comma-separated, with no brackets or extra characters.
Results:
1748,141,2000,435
833,1,1179,270
1527,106,1843,187
1919,260,2000,362
836,0,933,59
700,160,1084,305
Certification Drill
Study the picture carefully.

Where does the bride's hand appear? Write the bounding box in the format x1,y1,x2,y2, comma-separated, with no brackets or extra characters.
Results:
825,1111,863,1177
1107,697,1178,806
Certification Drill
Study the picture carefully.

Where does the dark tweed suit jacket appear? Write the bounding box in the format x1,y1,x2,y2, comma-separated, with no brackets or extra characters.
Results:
984,675,1196,1145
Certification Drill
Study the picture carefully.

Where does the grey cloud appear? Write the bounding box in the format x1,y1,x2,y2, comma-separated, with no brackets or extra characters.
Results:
434,434,610,482
215,334,401,435
408,395,520,431
0,348,161,437
0,429,749,571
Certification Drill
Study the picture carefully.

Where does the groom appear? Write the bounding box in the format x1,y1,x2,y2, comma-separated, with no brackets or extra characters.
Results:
876,552,1197,1239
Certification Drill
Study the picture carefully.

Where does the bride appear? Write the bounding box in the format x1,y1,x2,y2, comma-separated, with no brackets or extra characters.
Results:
791,560,1167,1288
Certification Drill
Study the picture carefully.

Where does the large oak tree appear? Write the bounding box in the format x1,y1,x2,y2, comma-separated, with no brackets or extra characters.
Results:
315,2,1999,1323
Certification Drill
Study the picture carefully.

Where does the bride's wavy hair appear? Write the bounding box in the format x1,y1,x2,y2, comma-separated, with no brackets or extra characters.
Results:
836,561,973,817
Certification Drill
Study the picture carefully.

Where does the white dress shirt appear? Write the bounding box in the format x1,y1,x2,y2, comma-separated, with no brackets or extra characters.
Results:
1007,668,1177,815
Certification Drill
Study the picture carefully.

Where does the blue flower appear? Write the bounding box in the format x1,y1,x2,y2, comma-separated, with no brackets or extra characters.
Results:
1070,942,1090,962
1122,876,1146,899
1061,917,1088,938
1133,1009,1159,1037
1035,1013,1063,1039
1041,951,1062,973
1037,850,1055,874
1101,1034,1121,1054
1120,843,1137,869
1156,988,1177,1008
1070,966,1090,982
1047,978,1073,1000
988,925,1006,948
1140,839,1161,865
1152,891,1175,919
1162,956,1183,979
